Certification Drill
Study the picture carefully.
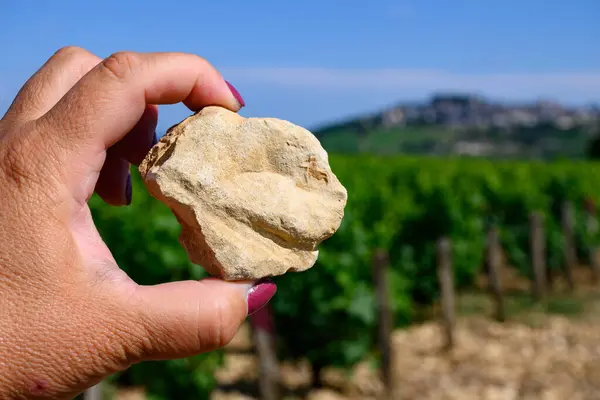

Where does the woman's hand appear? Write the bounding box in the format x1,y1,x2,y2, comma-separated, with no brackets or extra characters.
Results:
0,47,276,399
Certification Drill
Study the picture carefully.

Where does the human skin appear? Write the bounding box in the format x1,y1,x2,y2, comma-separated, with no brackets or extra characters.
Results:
0,47,277,399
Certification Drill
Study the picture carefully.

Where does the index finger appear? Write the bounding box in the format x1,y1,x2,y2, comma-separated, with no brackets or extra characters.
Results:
39,51,243,153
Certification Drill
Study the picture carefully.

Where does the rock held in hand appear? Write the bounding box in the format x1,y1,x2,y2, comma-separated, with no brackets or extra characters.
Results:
139,106,347,280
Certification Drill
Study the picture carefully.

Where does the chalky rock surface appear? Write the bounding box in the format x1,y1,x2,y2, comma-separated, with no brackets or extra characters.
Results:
139,106,347,280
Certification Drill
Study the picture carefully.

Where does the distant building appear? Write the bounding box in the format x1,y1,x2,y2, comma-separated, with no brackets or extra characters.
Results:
373,94,599,131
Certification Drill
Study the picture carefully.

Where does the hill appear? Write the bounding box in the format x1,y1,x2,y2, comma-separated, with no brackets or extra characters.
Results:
313,94,600,159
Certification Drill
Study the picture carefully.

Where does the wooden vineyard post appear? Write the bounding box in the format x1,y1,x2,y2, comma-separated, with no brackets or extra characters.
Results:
373,249,394,399
83,384,102,400
486,227,505,322
530,212,546,300
561,201,576,290
436,237,454,350
585,200,600,283
250,305,280,400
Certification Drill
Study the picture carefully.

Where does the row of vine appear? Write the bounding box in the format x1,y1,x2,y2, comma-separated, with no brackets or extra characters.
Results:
90,155,600,398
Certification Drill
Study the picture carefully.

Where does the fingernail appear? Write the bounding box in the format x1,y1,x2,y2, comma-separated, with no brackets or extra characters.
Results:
151,132,158,146
125,174,132,205
247,278,276,316
226,80,245,108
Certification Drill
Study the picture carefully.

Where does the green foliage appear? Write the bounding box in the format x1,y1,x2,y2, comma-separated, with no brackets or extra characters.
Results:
89,156,600,396
272,155,600,373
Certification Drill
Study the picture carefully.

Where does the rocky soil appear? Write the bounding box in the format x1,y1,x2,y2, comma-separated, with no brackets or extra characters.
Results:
211,314,600,400
114,267,600,400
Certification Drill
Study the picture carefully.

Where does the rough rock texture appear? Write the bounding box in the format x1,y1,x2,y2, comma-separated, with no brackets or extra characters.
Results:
139,106,347,280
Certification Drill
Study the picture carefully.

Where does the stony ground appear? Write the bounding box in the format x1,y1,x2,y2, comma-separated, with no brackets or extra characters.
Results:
114,268,600,400
210,313,600,400
113,309,600,400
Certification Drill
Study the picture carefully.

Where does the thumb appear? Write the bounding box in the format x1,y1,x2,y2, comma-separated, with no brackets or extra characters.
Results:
122,278,276,361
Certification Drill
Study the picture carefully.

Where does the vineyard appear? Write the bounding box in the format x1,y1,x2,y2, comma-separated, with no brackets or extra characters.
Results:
90,155,600,399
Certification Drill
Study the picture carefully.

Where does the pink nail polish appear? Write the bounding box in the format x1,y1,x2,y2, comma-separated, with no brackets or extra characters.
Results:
247,279,277,316
226,80,246,108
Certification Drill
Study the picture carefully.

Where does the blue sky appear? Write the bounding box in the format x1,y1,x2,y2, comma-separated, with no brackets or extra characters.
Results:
1,1,599,132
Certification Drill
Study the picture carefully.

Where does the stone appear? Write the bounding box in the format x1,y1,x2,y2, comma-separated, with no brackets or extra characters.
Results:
139,106,348,280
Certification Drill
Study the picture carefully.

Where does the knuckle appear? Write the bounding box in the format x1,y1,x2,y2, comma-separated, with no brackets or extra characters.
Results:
51,46,101,77
101,51,141,81
200,300,239,351
52,45,88,60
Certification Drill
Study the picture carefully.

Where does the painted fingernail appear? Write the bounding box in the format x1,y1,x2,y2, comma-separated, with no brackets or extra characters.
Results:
151,132,158,146
125,174,132,205
226,80,245,108
247,278,277,316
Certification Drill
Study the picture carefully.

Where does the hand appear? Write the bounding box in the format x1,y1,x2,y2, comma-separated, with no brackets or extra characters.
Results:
0,47,277,399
